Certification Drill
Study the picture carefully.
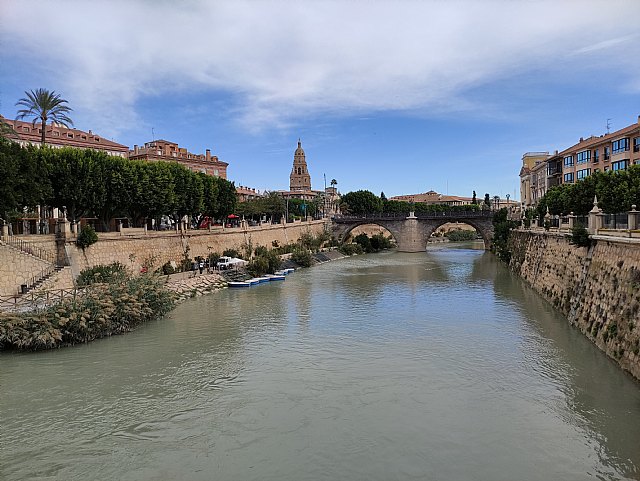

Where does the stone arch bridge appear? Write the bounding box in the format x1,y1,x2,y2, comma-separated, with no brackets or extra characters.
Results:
331,211,495,252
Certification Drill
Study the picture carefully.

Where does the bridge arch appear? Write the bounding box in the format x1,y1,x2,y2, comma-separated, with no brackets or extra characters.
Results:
421,218,493,250
335,220,401,246
332,212,494,252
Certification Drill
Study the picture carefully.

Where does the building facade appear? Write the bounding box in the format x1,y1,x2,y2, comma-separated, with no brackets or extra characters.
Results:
0,116,129,156
519,152,551,208
520,116,640,208
129,140,228,179
389,190,474,206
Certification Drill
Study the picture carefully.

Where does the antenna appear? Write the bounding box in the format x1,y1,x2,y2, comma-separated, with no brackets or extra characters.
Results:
606,119,611,134
152,127,155,141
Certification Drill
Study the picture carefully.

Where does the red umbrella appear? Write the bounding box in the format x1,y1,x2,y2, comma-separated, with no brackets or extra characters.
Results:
227,214,239,219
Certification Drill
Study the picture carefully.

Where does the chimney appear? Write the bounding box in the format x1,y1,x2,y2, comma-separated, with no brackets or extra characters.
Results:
88,130,92,134
579,137,583,142
206,149,211,161
555,150,558,155
637,115,640,125
134,145,138,154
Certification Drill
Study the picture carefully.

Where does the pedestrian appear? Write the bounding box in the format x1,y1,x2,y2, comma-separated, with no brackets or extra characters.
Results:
198,259,204,275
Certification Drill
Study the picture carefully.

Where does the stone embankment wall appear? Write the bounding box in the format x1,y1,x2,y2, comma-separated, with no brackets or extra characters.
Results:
69,220,328,276
0,244,52,296
509,230,640,380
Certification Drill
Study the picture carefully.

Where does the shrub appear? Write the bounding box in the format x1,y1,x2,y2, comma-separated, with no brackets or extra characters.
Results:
353,233,372,252
570,223,591,247
339,243,364,256
291,248,312,267
161,262,176,275
76,262,127,287
223,248,241,259
0,270,175,351
248,250,281,276
445,229,477,242
76,224,98,250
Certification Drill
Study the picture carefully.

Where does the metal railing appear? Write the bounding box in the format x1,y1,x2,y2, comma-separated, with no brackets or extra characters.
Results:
0,287,80,313
603,213,628,230
1,235,57,264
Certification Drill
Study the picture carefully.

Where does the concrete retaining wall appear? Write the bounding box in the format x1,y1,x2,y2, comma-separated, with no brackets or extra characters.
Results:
68,220,328,275
509,230,640,380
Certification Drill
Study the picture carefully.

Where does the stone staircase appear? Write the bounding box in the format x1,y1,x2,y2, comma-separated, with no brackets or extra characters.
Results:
0,236,66,297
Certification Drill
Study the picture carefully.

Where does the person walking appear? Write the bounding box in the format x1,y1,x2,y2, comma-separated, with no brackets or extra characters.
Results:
198,259,204,275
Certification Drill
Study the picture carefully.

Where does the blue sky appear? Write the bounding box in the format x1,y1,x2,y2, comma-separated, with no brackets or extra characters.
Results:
1,0,639,200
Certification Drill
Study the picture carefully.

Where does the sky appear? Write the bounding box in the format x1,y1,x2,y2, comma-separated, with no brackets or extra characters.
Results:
1,0,640,201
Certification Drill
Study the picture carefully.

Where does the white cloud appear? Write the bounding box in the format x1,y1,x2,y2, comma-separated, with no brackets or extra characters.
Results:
2,0,639,136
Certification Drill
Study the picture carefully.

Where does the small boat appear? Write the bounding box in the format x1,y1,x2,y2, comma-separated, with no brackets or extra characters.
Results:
248,278,260,285
266,274,286,281
228,281,251,288
284,268,295,274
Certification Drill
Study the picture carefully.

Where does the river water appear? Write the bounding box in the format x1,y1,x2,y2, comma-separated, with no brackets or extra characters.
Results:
2,244,640,480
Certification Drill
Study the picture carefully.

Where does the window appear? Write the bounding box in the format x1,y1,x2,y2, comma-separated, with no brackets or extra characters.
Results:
634,137,640,153
593,149,599,163
563,155,574,167
577,168,591,180
564,172,574,183
612,138,629,154
604,146,610,160
576,150,590,164
612,159,630,171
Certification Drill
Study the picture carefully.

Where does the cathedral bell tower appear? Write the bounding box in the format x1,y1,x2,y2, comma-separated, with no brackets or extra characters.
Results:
289,139,311,191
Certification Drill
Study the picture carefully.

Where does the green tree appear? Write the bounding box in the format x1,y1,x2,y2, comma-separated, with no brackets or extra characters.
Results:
340,190,383,215
16,88,73,145
472,190,477,205
214,177,237,220
484,193,490,207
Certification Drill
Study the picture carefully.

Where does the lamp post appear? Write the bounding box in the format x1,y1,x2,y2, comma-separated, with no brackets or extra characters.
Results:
505,193,510,217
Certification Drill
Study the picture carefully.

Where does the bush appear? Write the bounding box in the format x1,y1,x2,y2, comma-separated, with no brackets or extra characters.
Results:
76,224,98,249
339,243,364,256
223,248,241,259
248,250,281,276
161,262,176,275
570,223,591,247
445,229,477,242
353,233,372,252
291,248,312,267
76,262,127,287
0,270,175,351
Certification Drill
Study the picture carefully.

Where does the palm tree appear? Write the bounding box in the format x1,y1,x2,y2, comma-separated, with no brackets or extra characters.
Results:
16,88,73,145
330,178,337,188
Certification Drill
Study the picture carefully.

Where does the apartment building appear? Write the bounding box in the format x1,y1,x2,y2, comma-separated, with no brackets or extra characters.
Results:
559,117,640,185
0,115,129,157
129,140,228,179
519,152,551,208
520,116,640,207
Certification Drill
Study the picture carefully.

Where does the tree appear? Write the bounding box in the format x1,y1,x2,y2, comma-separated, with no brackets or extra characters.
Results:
16,88,73,145
380,191,387,201
472,191,477,205
484,193,490,206
330,179,337,188
339,190,383,215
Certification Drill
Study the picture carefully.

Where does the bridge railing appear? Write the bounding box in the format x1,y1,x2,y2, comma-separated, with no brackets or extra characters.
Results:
333,211,494,222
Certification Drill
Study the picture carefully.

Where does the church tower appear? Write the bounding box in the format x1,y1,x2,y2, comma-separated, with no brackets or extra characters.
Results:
289,139,311,191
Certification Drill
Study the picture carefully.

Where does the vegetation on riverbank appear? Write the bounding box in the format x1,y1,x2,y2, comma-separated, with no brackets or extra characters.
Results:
0,264,174,351
445,229,478,242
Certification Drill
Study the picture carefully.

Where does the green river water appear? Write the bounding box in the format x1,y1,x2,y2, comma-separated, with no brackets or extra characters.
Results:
2,244,640,480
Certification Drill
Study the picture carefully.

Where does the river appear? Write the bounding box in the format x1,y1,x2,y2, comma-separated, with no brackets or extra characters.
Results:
2,244,640,480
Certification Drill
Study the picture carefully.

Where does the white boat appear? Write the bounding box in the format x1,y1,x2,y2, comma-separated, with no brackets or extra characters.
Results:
266,274,286,281
228,281,251,288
